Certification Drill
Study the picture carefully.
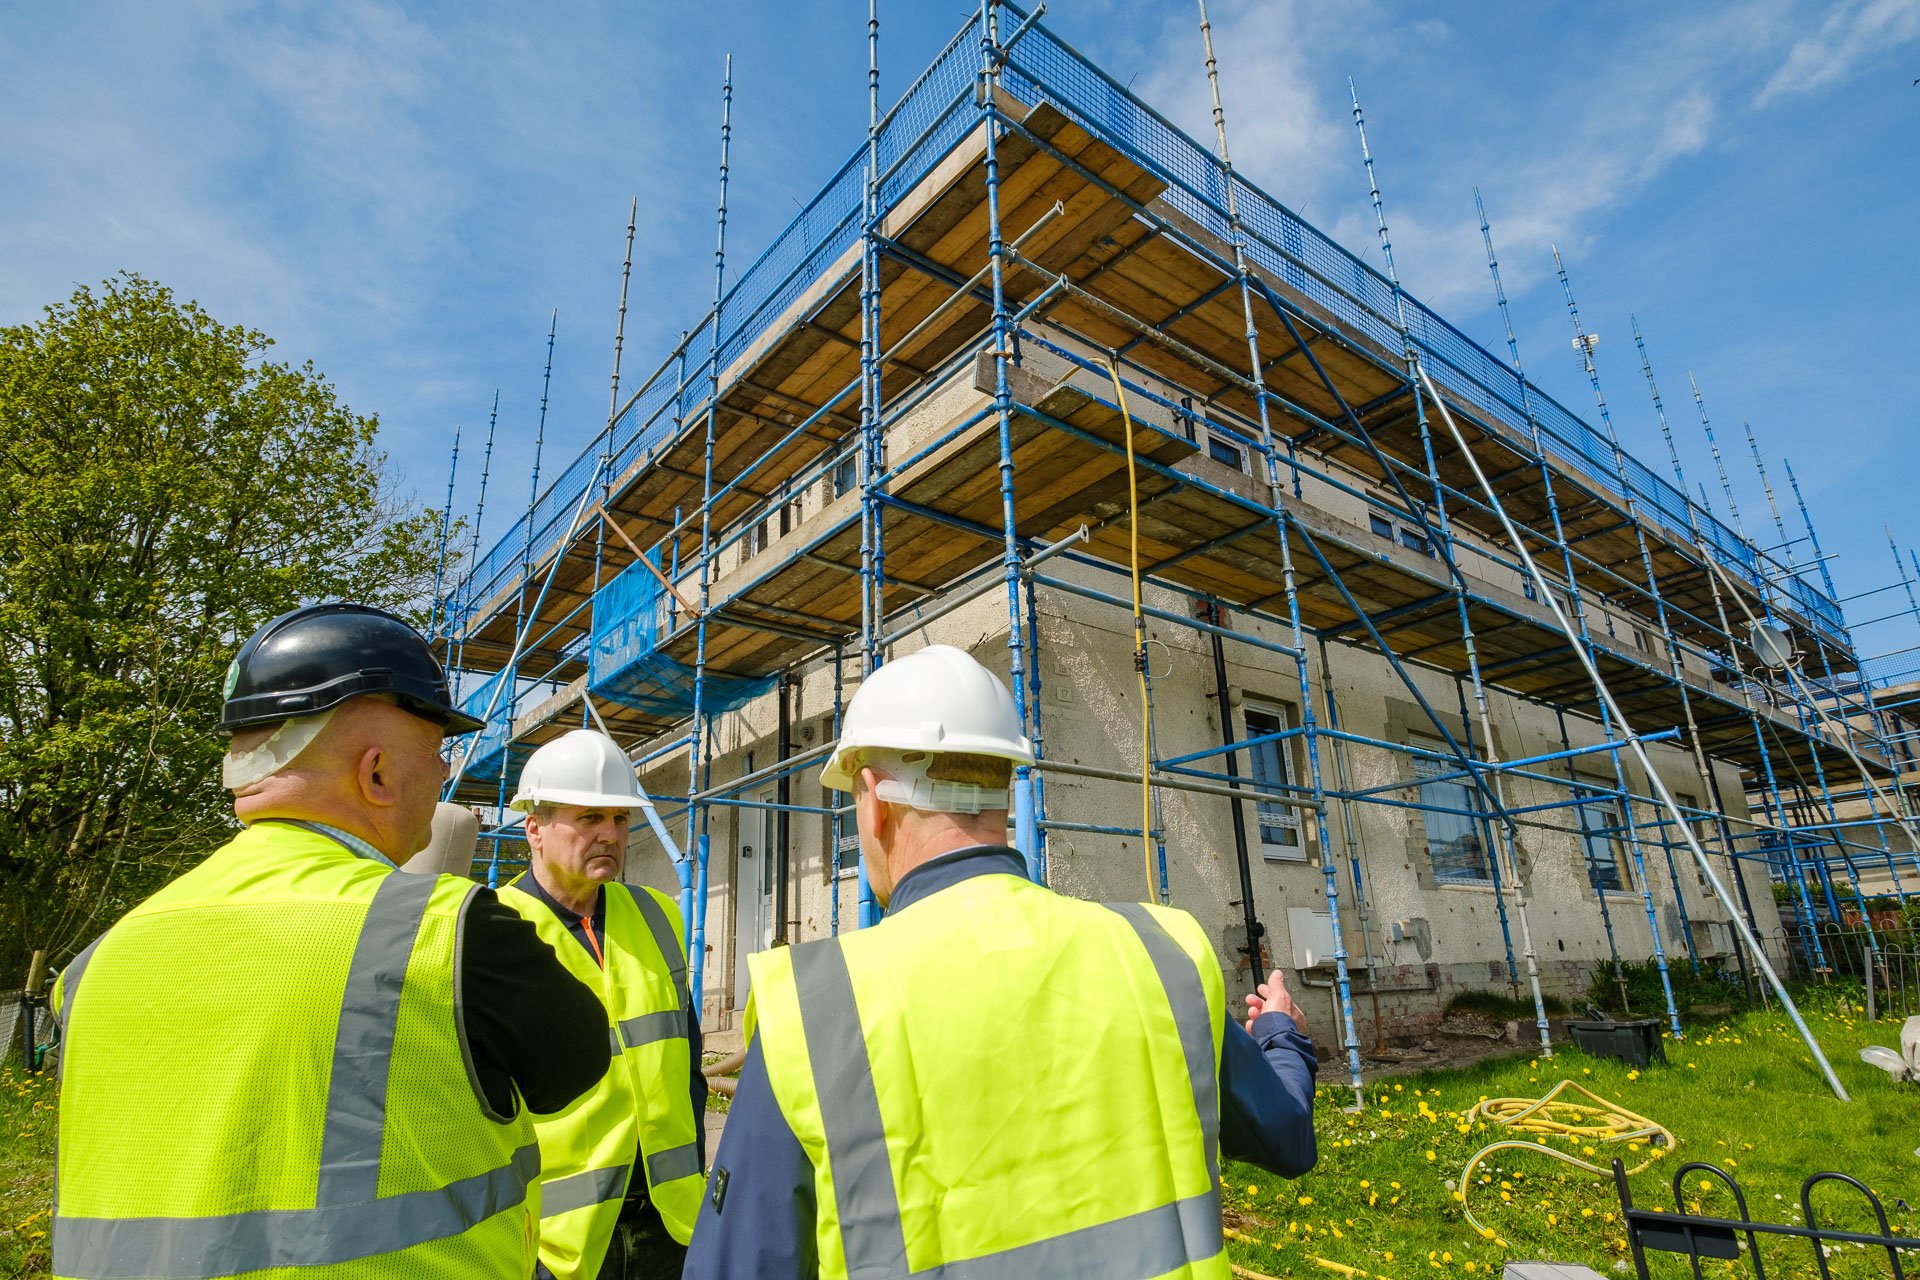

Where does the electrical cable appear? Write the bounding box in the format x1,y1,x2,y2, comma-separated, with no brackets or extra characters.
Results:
1106,356,1157,903
1456,1079,1673,1245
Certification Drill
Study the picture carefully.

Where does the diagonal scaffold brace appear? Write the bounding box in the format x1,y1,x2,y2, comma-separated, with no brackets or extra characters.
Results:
1412,355,1850,1103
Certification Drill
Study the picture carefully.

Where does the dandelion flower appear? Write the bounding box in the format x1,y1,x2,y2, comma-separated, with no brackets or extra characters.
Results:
1299,1195,1313,1206
1426,1150,1436,1161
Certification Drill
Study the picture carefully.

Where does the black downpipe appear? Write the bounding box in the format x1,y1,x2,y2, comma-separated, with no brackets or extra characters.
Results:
1202,599,1265,983
775,672,791,945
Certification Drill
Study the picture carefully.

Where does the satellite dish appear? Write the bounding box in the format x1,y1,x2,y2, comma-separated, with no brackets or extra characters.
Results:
1747,621,1795,670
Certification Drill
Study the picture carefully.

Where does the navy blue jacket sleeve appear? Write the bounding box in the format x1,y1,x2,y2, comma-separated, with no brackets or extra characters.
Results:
1217,1010,1318,1178
682,1033,817,1280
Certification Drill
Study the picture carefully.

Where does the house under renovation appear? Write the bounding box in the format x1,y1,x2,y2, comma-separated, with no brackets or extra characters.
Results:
432,3,1920,1085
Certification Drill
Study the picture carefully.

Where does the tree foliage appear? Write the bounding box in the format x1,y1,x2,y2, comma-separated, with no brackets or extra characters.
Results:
0,273,446,976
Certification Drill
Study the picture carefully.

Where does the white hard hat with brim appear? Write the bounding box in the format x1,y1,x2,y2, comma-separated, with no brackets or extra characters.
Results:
820,645,1034,793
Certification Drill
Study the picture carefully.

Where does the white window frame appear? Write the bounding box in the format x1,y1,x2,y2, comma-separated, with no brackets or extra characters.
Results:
1410,733,1493,886
1242,699,1304,861
1369,511,1434,559
1572,783,1630,895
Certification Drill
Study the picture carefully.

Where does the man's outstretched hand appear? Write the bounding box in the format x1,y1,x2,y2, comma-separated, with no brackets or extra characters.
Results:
1243,968,1305,1035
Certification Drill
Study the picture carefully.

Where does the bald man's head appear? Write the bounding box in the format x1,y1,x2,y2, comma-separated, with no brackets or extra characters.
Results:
231,694,450,860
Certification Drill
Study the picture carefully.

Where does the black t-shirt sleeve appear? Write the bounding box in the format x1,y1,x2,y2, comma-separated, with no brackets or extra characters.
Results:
458,887,611,1117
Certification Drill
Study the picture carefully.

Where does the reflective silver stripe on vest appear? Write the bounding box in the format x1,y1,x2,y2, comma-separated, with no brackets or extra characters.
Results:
789,939,910,1277
53,1142,540,1280
787,909,1225,1279
55,934,106,1086
1104,903,1222,1186
617,1009,685,1049
625,887,701,1189
316,870,438,1206
627,888,688,1005
53,933,109,1219
644,1143,702,1186
541,1163,630,1218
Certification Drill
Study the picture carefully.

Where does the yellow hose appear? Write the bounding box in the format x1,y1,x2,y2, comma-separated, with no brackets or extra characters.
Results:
1227,1222,1401,1280
1456,1079,1673,1245
1104,357,1155,903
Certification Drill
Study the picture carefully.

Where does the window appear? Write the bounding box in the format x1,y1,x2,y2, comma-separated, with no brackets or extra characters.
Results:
1411,734,1491,884
1573,786,1628,893
833,451,859,500
1243,701,1302,860
1368,510,1434,558
1522,576,1539,603
748,516,769,557
1676,792,1709,886
1206,428,1246,473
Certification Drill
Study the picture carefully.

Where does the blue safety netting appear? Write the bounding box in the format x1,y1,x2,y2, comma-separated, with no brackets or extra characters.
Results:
589,556,774,719
453,667,524,794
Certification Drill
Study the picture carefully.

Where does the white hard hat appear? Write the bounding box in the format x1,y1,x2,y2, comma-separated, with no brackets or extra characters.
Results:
511,729,650,812
820,645,1034,795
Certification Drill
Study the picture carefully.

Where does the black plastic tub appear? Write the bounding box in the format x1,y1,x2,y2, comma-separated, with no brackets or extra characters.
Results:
1565,1019,1666,1070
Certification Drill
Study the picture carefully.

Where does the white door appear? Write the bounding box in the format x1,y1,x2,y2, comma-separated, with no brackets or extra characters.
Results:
732,789,777,1009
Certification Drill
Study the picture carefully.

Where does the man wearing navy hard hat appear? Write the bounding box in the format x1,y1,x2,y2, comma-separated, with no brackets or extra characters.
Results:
50,603,613,1279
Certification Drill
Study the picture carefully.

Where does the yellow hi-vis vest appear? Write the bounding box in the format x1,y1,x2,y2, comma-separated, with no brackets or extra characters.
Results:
748,872,1230,1280
50,820,540,1280
500,878,703,1273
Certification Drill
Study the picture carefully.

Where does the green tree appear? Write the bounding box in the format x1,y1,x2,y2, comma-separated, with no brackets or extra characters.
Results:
0,273,448,979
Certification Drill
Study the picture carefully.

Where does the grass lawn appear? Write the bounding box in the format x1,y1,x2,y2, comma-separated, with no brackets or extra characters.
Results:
2,991,1914,1280
1225,989,1919,1279
1,1066,56,1279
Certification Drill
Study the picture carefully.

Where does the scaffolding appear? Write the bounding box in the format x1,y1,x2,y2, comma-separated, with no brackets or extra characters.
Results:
430,1,1920,1101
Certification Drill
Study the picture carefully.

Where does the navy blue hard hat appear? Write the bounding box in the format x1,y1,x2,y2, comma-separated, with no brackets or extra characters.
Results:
219,603,483,737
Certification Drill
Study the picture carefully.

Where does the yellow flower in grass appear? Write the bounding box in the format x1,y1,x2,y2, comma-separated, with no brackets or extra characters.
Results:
1360,1180,1370,1188
1384,1252,1395,1262
1298,1195,1313,1206
1426,1150,1436,1161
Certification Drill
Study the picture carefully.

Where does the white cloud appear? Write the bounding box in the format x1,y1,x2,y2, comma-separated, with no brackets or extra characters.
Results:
1757,0,1920,104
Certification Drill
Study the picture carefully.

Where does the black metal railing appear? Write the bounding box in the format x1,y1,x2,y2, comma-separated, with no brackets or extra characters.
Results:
1616,1158,1920,1280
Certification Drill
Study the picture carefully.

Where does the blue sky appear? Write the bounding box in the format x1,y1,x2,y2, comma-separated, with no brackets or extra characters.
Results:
5,0,1917,673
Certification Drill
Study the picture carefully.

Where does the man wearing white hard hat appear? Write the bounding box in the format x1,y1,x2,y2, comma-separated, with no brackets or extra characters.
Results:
684,644,1319,1279
498,730,706,1280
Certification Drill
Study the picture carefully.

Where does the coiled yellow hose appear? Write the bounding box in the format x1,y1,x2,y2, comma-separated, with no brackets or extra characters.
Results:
1457,1079,1673,1245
